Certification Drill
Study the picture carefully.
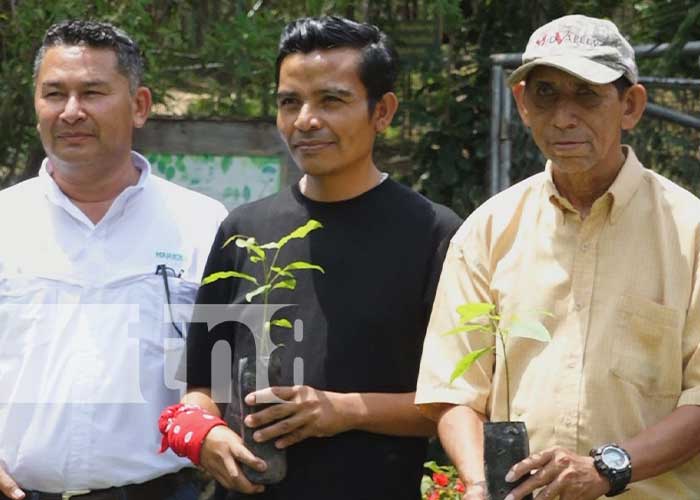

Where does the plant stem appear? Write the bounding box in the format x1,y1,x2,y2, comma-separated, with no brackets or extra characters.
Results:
499,331,511,422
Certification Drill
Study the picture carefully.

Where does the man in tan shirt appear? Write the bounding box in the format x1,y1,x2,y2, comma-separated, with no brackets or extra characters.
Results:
415,14,700,500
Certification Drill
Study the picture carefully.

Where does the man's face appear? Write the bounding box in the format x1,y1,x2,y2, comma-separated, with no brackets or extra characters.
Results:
513,66,635,177
34,44,149,171
276,48,383,177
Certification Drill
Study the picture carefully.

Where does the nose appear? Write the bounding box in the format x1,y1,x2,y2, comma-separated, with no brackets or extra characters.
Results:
293,103,321,132
59,94,86,124
551,97,579,130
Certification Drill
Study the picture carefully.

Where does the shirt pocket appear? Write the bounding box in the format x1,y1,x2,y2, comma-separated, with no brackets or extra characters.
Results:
117,273,199,345
610,294,683,398
0,275,59,356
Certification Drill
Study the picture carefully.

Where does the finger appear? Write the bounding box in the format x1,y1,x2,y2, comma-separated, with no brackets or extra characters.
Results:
0,468,24,500
229,440,268,473
252,412,308,443
507,450,554,482
220,452,265,494
0,469,24,500
245,400,297,428
275,428,308,449
507,466,558,500
246,386,296,405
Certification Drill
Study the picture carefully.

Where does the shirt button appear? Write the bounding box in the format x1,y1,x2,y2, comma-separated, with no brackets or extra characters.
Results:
575,303,583,311
580,243,589,252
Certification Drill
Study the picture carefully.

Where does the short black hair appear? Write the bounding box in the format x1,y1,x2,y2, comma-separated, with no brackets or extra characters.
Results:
34,20,144,93
276,16,399,113
612,76,632,98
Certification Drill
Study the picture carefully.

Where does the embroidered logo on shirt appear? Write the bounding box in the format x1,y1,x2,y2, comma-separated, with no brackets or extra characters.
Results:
155,251,184,262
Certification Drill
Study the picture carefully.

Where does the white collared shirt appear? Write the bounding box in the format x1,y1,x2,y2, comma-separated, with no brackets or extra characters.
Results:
0,152,228,492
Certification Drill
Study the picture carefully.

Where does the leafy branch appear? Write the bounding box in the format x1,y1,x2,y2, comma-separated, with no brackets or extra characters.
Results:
446,302,551,421
202,219,324,356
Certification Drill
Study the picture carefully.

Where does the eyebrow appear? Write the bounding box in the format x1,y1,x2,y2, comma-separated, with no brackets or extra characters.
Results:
276,88,355,100
41,80,111,89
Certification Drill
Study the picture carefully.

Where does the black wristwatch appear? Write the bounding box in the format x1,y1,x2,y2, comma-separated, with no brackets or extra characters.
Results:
589,443,632,497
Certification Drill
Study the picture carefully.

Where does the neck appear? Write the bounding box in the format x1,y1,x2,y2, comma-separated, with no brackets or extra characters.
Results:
50,156,141,223
552,149,626,218
299,162,383,202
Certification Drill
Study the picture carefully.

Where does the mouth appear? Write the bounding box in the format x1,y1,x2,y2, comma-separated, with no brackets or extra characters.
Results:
57,132,95,143
292,141,334,152
551,141,587,151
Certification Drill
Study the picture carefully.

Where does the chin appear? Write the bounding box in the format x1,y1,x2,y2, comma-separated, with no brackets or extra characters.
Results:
295,160,337,177
549,157,596,174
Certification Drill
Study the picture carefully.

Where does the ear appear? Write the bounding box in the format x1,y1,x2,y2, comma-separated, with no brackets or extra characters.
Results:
620,84,646,131
132,86,152,129
372,92,399,133
511,82,531,128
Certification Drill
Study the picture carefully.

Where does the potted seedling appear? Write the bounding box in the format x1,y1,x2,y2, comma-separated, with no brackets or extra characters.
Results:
446,303,551,500
202,219,324,484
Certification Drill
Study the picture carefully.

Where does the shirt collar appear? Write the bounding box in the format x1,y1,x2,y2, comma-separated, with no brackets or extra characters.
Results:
40,151,151,198
39,151,152,225
542,145,644,223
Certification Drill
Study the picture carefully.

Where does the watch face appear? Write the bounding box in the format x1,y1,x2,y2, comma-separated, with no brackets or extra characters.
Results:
602,447,629,470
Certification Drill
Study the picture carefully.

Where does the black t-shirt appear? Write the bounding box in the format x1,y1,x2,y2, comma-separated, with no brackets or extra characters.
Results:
186,179,462,500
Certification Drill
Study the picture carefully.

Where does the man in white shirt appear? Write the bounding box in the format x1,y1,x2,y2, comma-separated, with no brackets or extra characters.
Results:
0,20,227,500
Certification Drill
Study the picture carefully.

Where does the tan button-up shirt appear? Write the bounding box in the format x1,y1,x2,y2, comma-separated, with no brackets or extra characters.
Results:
416,147,700,499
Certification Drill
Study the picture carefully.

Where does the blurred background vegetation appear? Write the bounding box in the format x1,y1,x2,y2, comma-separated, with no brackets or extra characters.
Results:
1,0,699,216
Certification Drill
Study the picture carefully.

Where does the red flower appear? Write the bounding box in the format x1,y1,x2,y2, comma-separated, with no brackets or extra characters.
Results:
432,472,449,487
455,479,466,493
428,491,441,500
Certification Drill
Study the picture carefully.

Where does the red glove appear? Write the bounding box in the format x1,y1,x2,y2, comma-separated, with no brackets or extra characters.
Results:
158,403,226,465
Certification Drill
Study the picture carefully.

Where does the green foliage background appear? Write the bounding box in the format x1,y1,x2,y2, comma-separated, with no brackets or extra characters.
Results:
1,0,698,216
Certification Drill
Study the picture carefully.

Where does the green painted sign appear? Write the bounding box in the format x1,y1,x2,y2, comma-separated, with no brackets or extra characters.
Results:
146,153,281,210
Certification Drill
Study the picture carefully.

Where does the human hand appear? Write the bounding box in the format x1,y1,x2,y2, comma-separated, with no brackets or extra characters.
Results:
200,425,267,494
504,446,610,500
0,466,24,500
244,386,349,448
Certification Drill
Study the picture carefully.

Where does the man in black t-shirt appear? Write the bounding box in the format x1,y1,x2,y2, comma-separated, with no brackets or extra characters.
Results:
177,16,462,500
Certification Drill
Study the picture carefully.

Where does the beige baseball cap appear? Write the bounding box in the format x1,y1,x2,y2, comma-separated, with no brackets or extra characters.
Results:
507,14,638,86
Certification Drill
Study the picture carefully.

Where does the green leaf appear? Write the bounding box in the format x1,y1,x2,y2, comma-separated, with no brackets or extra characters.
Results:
456,302,495,322
508,319,552,343
441,323,490,337
247,243,265,260
271,318,293,329
275,219,324,249
235,237,253,248
250,255,262,263
271,266,294,278
422,461,442,473
281,261,325,274
202,270,258,286
245,284,271,302
272,279,296,291
221,234,247,249
422,460,454,474
420,475,432,495
226,236,264,260
449,347,493,383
